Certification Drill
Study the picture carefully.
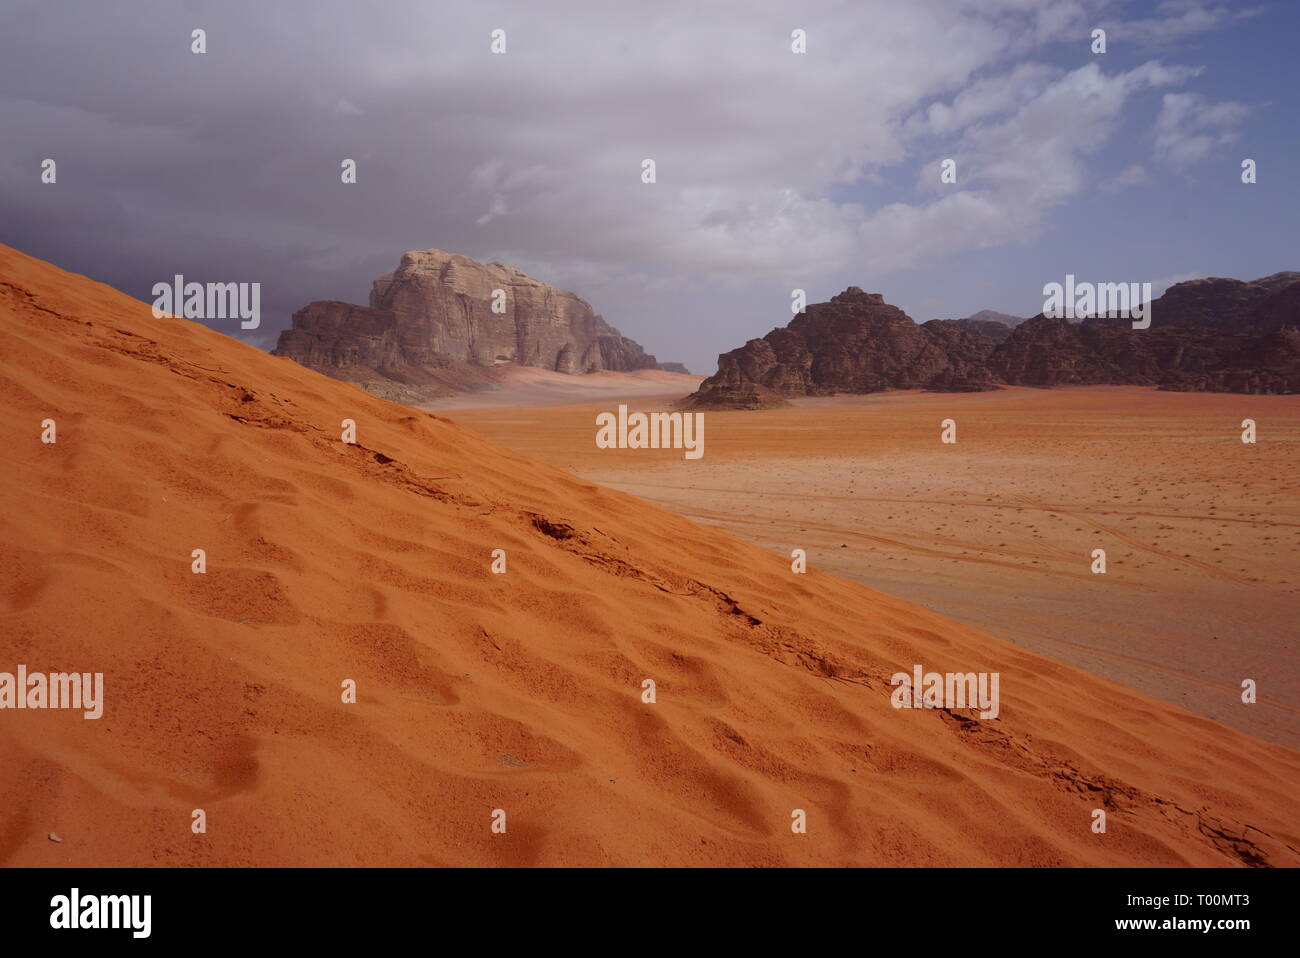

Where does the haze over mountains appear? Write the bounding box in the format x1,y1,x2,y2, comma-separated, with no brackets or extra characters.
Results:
684,273,1300,409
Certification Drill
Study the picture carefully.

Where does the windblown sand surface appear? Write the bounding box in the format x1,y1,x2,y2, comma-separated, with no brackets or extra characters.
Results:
453,389,1300,750
3,243,1299,866
423,365,703,411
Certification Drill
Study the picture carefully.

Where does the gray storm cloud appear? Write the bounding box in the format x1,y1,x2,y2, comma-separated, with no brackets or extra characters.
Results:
0,0,1259,371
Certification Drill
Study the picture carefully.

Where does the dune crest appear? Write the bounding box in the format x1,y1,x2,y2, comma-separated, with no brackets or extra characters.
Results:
2,243,1298,866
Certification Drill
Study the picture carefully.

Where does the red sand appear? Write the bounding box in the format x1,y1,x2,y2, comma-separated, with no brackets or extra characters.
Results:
450,389,1300,748
2,243,1299,866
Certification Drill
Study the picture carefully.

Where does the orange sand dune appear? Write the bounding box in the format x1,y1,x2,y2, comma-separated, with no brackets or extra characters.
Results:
2,243,1299,867
450,389,1300,748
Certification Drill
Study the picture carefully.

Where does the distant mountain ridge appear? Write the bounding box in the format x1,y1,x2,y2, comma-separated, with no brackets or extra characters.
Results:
965,308,1029,326
934,309,1029,340
682,274,1300,408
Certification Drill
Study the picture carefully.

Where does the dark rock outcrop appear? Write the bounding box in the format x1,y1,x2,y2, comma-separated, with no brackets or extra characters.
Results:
685,275,1300,408
594,324,659,372
677,380,790,411
274,300,402,374
948,318,1015,343
656,361,693,374
274,249,659,398
684,287,998,408
989,276,1300,393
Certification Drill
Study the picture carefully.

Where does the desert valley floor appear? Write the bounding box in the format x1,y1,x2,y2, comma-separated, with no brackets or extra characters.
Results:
4,244,1300,866
443,386,1300,749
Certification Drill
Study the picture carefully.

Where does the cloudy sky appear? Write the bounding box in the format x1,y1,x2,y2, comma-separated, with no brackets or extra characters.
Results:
2,0,1296,374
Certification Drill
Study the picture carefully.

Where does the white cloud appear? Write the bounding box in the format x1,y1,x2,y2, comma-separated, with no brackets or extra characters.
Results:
0,0,1266,369
860,60,1201,273
1105,0,1263,46
1100,163,1149,192
904,63,1058,139
1154,92,1249,167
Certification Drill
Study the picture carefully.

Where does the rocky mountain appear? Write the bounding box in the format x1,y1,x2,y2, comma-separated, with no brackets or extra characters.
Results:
680,287,997,409
275,249,673,400
683,275,1299,408
991,276,1300,393
683,288,998,410
948,318,1015,343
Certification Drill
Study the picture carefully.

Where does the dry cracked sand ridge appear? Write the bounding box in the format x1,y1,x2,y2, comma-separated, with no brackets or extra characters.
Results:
3,243,1300,867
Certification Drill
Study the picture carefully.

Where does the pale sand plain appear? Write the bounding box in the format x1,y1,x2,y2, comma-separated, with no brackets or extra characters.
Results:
444,387,1300,749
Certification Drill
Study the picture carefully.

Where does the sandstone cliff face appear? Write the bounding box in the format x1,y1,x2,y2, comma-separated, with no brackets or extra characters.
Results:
270,299,487,402
594,325,660,373
367,249,657,373
275,249,664,398
684,276,1299,408
274,301,404,377
1148,272,1299,329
